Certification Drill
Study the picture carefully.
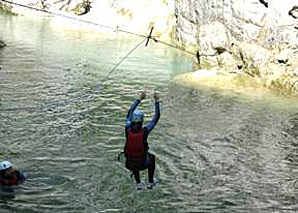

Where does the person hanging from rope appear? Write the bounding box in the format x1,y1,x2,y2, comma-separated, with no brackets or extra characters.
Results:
124,91,160,190
0,161,26,187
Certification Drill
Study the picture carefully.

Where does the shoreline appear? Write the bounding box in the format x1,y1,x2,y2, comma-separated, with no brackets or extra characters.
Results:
1,1,298,97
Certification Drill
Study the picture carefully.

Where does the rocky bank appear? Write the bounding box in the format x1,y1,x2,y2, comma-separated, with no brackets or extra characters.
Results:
175,0,298,95
1,0,298,95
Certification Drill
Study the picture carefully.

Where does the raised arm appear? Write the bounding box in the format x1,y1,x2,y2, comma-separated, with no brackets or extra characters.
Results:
146,92,160,133
125,99,141,128
125,91,146,130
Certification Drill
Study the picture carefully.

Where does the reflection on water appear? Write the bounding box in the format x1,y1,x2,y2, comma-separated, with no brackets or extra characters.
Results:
1,13,298,213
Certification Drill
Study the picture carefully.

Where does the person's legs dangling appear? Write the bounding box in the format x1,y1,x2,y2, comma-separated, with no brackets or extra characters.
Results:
133,169,146,190
133,170,141,183
148,153,155,183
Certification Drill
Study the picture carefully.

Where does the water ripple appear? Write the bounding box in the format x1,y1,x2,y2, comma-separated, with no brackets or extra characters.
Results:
2,13,298,213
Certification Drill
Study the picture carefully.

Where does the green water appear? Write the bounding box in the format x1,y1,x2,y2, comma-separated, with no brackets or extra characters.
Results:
1,12,298,213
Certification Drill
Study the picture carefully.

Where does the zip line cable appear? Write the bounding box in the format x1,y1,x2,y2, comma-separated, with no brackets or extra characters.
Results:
0,0,146,39
45,37,147,107
0,0,199,56
1,1,294,109
0,0,199,112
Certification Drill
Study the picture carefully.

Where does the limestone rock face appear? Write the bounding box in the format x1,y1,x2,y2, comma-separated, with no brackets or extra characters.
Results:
3,0,297,48
238,42,270,73
216,51,240,73
174,0,298,95
198,22,231,56
175,0,298,48
2,0,298,94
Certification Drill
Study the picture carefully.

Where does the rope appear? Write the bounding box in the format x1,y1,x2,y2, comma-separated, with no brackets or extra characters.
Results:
0,0,146,38
101,38,147,83
0,37,147,112
0,0,204,56
0,0,205,112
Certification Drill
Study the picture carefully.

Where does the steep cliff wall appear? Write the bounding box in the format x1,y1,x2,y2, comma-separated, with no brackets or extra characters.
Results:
174,0,298,95
175,0,298,49
1,0,298,94
2,1,296,48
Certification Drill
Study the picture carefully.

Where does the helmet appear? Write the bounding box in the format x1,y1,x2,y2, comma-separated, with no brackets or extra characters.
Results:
0,161,12,171
131,109,144,122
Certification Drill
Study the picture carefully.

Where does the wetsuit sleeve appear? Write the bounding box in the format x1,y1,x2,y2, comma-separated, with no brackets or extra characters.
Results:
125,99,141,135
13,170,26,183
145,101,160,133
18,171,27,182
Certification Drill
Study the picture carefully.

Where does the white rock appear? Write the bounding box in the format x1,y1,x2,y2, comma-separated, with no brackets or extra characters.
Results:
198,22,230,56
275,49,293,63
176,0,298,48
238,42,270,68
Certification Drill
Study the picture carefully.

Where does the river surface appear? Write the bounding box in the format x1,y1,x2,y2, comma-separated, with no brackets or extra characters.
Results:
1,12,298,213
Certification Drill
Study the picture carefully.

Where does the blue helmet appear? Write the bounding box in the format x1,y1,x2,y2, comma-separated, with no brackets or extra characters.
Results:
131,109,144,122
0,161,12,171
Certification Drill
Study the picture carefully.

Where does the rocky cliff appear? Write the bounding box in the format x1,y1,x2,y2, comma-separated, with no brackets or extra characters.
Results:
174,0,298,95
175,0,298,48
1,0,298,95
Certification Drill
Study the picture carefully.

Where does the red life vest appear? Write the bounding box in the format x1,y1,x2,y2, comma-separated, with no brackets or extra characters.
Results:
124,128,145,160
7,176,19,186
0,172,21,186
